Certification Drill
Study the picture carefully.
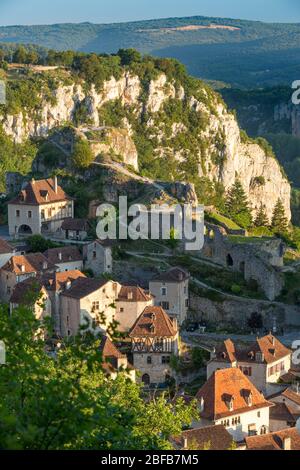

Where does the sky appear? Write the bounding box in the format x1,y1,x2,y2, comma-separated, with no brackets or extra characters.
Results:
1,0,300,26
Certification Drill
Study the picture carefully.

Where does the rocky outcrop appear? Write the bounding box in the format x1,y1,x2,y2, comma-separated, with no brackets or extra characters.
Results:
0,71,291,221
89,128,138,170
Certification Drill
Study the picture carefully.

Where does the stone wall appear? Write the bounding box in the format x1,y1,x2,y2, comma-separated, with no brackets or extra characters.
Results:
189,290,300,328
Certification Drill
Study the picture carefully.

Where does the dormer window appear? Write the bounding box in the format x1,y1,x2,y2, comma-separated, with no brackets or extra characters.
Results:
43,262,48,270
255,352,264,363
20,264,25,273
243,390,253,407
127,292,133,300
223,394,234,411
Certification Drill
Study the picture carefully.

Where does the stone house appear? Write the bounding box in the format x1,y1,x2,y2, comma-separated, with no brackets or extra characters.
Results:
207,335,292,395
60,218,91,241
8,177,74,238
115,285,154,332
149,267,190,326
43,246,83,272
0,253,57,302
269,402,300,432
42,270,86,334
83,240,113,275
129,305,179,386
9,276,52,322
0,239,17,269
245,427,300,450
60,278,122,336
99,335,135,382
195,368,273,442
270,384,300,412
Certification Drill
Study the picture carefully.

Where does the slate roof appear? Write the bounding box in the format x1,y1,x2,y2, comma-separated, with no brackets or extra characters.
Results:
43,246,83,264
0,239,15,254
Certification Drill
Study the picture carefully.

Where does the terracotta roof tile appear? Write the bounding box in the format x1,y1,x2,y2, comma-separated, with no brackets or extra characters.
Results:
172,425,234,451
117,286,153,303
129,306,177,338
43,246,83,264
2,253,57,275
196,368,273,421
270,402,300,422
100,336,126,360
282,387,300,406
42,270,86,292
246,427,300,450
8,178,72,206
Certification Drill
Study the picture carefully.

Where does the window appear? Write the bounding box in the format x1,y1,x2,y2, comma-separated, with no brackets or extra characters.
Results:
147,356,152,364
240,366,252,377
16,210,20,217
185,299,189,307
257,411,261,418
162,356,170,364
93,251,97,259
161,287,167,296
28,210,32,218
92,301,100,311
120,308,124,313
161,301,169,310
7,287,11,295
41,209,45,220
66,316,69,327
67,330,71,337
184,286,187,294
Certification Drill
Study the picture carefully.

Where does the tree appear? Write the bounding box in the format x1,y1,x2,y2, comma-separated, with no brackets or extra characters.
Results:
71,138,94,169
271,199,288,234
27,235,57,253
254,204,269,227
13,45,27,64
118,48,142,66
0,302,198,449
225,179,252,229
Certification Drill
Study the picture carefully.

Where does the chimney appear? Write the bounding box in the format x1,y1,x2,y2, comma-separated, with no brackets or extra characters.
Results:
183,437,188,449
272,336,275,346
283,437,291,451
21,264,25,273
58,252,62,261
54,176,58,194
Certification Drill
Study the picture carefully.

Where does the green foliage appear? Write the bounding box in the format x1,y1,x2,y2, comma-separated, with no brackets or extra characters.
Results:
71,138,94,169
0,302,198,450
271,199,289,234
254,204,269,228
27,235,59,253
191,348,209,368
225,180,252,229
118,49,142,66
0,127,37,191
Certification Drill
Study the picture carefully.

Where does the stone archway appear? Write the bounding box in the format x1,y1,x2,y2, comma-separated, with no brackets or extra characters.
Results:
18,224,33,236
226,254,234,267
142,373,150,385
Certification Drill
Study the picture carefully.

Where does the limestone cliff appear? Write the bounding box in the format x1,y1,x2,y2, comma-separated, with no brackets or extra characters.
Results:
0,70,291,220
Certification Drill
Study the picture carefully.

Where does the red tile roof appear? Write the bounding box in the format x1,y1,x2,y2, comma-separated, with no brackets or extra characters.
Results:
42,270,86,292
196,368,273,421
282,387,300,406
43,246,83,264
8,178,72,206
246,428,300,450
270,402,300,422
212,334,291,365
172,425,234,451
100,335,126,360
129,306,177,338
2,253,57,275
117,286,153,303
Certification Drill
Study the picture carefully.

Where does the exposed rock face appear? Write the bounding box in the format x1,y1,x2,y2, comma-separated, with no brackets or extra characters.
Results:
89,128,138,170
0,72,291,221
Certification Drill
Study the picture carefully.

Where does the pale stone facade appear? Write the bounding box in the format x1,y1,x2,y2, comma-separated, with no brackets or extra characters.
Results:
60,279,122,336
149,267,189,325
8,177,74,238
83,240,113,275
115,286,153,332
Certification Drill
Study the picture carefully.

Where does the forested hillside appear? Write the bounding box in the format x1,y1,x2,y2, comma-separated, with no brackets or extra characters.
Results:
1,15,300,87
